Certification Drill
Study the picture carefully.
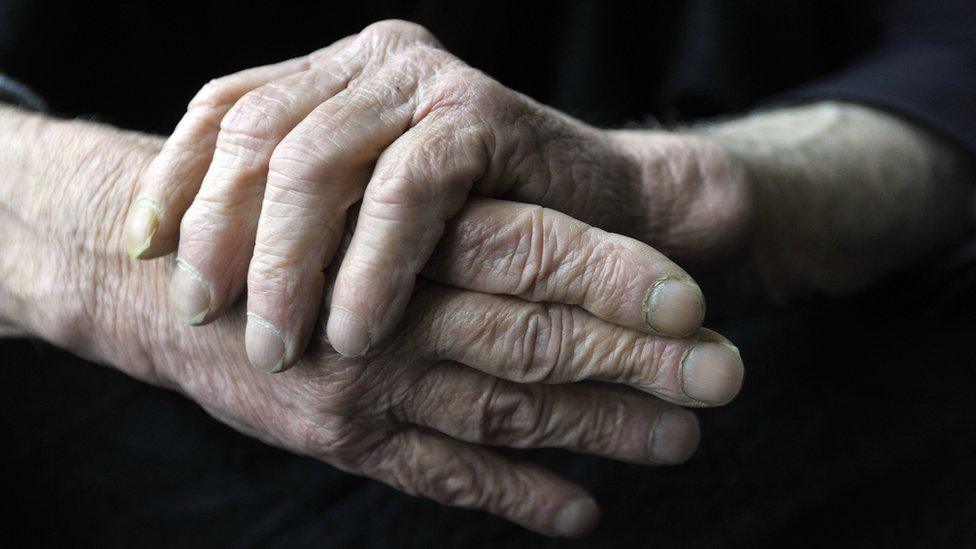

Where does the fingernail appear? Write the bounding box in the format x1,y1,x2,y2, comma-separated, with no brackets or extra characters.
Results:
246,313,286,373
326,307,371,357
169,258,212,325
553,498,600,538
680,341,744,404
642,276,705,337
648,409,700,464
125,197,160,259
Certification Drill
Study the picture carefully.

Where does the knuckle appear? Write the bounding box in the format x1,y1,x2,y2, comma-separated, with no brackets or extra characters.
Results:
389,366,441,420
282,372,395,467
266,137,331,190
577,398,630,453
366,170,431,214
510,205,556,298
216,89,288,156
178,199,228,240
464,73,515,120
429,69,503,115
578,233,632,317
417,459,482,507
477,381,548,445
355,46,455,111
247,244,298,293
626,336,676,393
286,414,362,463
383,433,487,509
182,176,255,225
359,19,439,50
463,73,505,108
512,302,574,382
393,44,455,75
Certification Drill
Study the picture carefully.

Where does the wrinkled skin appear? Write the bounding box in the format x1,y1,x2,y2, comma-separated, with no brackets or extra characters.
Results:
0,109,743,537
124,20,751,371
157,198,745,539
111,20,755,536
4,15,970,541
15,17,966,540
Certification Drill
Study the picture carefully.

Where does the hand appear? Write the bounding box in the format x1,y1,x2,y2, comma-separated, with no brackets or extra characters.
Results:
123,20,752,371
167,199,743,538
0,110,743,536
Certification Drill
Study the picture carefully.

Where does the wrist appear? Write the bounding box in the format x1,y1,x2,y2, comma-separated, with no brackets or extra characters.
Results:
701,102,973,300
607,128,755,266
0,106,172,382
0,108,51,337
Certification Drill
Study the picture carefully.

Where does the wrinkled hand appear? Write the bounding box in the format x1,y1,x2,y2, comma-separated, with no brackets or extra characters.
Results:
1,98,745,538
159,200,741,537
124,20,750,371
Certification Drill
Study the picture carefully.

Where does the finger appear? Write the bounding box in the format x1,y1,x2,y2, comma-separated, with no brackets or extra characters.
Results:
426,198,707,337
123,38,355,260
325,80,487,356
363,428,600,538
244,46,456,368
167,44,369,327
410,286,743,406
169,24,442,328
395,361,701,464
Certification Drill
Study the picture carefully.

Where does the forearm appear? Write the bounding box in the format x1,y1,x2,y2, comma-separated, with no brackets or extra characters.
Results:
708,102,974,300
0,108,44,338
0,105,168,381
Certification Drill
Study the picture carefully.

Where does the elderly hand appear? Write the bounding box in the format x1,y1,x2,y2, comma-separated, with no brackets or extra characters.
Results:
166,198,744,538
0,107,744,536
123,20,751,371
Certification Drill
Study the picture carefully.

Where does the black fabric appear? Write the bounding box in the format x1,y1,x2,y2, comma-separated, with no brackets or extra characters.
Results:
0,1,973,150
2,0,976,546
0,73,44,109
779,0,976,153
6,283,976,547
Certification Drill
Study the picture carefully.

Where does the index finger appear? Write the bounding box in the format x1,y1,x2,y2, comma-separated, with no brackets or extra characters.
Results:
425,198,707,337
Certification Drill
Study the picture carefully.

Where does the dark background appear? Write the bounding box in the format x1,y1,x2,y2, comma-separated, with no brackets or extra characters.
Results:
0,0,881,130
2,1,975,546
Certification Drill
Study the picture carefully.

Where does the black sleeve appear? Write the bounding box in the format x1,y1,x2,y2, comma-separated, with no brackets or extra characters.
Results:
0,72,45,110
0,0,43,110
778,0,976,155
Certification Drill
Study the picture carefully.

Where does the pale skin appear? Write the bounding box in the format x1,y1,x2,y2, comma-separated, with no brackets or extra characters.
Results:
0,106,740,538
3,19,972,539
123,20,972,375
123,21,747,372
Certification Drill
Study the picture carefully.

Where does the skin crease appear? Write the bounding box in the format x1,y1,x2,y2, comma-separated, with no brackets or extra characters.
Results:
136,21,972,375
0,106,742,538
701,104,974,301
124,20,732,372
2,22,971,540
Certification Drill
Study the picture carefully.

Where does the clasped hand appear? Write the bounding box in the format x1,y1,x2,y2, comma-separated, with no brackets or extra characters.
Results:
122,20,746,537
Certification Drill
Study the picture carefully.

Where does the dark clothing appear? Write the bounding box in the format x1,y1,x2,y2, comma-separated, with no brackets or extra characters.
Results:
1,0,975,152
2,1,975,546
6,282,976,547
